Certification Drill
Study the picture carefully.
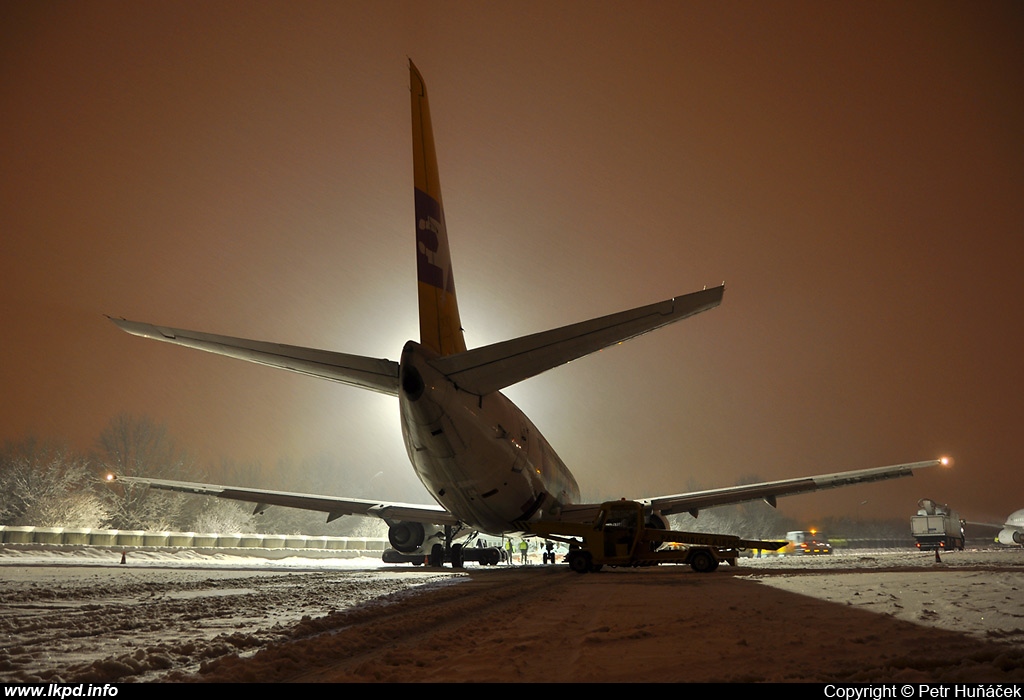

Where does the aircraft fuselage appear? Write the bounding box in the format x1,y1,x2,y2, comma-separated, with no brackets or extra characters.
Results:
399,341,580,533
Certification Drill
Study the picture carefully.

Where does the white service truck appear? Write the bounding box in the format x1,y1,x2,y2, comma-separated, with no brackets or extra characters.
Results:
911,498,965,551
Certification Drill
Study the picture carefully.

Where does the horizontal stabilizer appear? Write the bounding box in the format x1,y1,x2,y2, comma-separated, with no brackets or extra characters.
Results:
108,318,400,396
114,475,459,526
430,285,724,395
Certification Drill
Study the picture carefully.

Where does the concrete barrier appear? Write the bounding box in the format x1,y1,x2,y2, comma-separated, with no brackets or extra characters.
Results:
217,534,242,547
34,528,64,544
63,529,91,545
262,534,286,549
116,530,145,546
0,524,388,555
143,532,171,546
168,532,194,547
2,526,34,543
89,530,118,546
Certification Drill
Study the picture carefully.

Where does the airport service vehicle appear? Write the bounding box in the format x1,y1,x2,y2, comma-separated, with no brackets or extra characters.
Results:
912,498,965,551
526,500,784,573
782,530,833,555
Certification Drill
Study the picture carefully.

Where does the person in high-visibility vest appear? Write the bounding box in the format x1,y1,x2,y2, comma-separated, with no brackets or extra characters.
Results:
519,539,529,564
504,538,514,565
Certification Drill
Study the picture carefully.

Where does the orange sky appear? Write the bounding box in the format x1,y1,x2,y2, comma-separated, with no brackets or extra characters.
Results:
2,1,1022,524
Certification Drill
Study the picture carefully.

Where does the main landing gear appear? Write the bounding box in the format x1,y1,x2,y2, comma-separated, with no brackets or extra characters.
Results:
383,525,503,568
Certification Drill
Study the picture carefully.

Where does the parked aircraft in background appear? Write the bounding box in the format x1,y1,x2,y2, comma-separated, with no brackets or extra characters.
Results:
109,61,948,567
996,510,1024,546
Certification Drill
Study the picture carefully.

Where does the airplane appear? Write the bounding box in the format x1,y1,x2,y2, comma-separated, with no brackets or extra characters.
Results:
963,509,1023,547
995,510,1024,546
108,60,948,567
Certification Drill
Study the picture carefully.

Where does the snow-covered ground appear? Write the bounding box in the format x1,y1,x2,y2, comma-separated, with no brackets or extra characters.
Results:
0,546,461,683
1,546,1022,683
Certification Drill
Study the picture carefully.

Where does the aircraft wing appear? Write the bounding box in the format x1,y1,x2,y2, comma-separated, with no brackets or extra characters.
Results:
429,285,724,395
552,459,949,523
108,318,399,396
113,475,460,526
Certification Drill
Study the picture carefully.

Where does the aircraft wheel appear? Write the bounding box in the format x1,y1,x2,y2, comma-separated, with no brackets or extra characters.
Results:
689,550,717,573
430,543,444,567
451,543,464,569
568,551,591,574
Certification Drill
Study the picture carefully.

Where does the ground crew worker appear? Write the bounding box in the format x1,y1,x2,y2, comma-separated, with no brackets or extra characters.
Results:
505,538,514,564
519,538,529,564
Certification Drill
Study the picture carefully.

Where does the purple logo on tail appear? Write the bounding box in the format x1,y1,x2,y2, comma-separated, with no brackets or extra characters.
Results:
415,188,450,292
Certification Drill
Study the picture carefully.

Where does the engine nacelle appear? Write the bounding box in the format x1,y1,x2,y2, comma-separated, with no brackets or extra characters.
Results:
388,521,426,552
997,528,1023,546
646,511,671,531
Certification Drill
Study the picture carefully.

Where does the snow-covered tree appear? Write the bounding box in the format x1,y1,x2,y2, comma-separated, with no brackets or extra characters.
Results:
95,414,196,530
187,497,257,533
668,473,796,539
0,437,107,527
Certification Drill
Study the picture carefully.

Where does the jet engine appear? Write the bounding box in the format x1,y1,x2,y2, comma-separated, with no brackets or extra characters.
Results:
997,528,1023,546
388,521,426,552
646,511,671,531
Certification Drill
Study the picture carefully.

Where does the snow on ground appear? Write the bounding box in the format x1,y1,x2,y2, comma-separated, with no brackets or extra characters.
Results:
0,546,461,683
741,548,1024,648
1,546,1022,683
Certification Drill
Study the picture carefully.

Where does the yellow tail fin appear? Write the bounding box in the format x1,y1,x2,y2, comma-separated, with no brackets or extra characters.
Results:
410,61,467,357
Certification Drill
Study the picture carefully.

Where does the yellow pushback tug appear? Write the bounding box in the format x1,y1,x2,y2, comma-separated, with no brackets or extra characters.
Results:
526,500,785,573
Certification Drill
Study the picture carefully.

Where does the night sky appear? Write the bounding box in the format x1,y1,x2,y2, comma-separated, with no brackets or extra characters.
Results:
2,2,1021,525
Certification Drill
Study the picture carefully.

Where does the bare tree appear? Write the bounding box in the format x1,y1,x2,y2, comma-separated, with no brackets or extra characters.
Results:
95,414,196,530
210,453,392,536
